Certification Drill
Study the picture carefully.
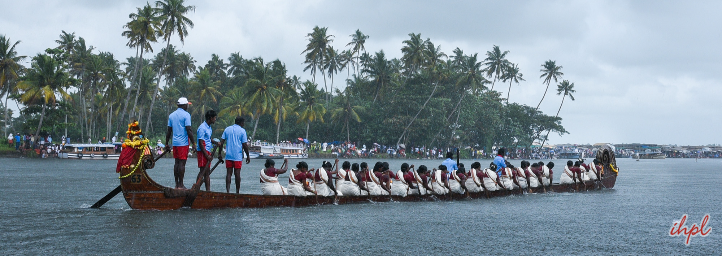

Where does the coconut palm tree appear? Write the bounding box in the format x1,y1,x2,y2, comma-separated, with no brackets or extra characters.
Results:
243,58,282,140
346,29,368,74
540,80,575,148
17,54,72,138
362,50,392,103
71,37,94,139
219,87,247,119
119,3,160,129
483,45,510,91
331,88,362,143
502,63,524,104
324,46,342,104
146,0,195,132
1,35,26,137
189,68,222,122
537,60,563,110
302,26,333,88
400,33,426,80
296,81,325,142
54,31,76,65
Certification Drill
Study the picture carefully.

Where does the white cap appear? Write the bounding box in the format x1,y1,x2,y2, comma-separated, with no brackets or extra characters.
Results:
177,97,191,105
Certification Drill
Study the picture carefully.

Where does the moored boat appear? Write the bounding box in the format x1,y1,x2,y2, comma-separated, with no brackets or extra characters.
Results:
116,143,618,210
64,143,122,159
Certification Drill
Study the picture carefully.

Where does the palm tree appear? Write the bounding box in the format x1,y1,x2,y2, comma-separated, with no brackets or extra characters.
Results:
189,68,222,122
483,45,510,91
71,37,94,139
218,87,247,118
17,54,71,138
330,88,362,143
119,3,160,130
54,31,76,64
537,60,563,110
502,63,524,104
324,46,342,104
400,33,426,80
362,50,392,103
395,39,447,147
302,26,333,89
243,58,282,140
296,81,325,142
1,35,26,137
540,80,575,148
147,0,195,132
445,53,488,145
346,29,368,74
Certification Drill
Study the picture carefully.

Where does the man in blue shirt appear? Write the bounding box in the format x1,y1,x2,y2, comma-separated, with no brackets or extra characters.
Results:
14,134,21,151
193,110,217,191
494,148,507,178
219,116,250,194
165,97,196,189
441,152,458,177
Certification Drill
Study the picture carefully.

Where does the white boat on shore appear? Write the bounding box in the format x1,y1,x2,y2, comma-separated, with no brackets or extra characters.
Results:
62,143,122,160
248,141,307,159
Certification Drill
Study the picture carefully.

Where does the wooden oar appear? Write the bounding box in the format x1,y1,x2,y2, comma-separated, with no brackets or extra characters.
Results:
91,148,169,209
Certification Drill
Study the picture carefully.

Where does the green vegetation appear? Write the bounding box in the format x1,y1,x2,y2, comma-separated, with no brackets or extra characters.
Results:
0,1,575,152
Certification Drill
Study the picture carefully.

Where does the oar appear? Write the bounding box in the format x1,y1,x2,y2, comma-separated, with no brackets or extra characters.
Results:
193,144,220,189
91,148,169,208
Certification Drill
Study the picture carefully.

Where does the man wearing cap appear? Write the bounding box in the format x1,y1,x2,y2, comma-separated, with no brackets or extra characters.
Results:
218,116,250,194
165,97,196,189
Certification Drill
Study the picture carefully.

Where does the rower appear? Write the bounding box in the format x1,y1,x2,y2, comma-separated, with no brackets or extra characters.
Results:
194,110,217,191
390,163,413,196
572,161,585,190
413,165,434,195
314,159,339,196
482,163,500,191
561,160,575,185
287,161,316,196
588,159,601,181
357,162,371,195
530,163,546,192
363,162,386,195
464,162,484,193
260,159,288,195
538,161,553,187
429,165,449,195
336,161,359,196
499,161,515,191
524,161,541,190
450,166,468,194
513,161,529,192
578,160,591,182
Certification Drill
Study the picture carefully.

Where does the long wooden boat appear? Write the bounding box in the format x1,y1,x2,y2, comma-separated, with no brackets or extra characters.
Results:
117,146,618,210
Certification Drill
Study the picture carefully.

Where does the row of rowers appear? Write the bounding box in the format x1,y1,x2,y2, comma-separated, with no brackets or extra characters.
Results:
258,158,605,196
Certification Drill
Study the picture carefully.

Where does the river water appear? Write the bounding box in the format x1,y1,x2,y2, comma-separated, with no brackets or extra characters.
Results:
0,157,719,255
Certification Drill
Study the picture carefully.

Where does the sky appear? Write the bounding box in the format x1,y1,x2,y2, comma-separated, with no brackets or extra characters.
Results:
2,0,721,146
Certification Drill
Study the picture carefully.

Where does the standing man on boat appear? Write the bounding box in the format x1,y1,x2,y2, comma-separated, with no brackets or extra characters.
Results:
218,116,250,194
165,97,196,189
441,152,458,179
194,110,217,191
494,148,507,179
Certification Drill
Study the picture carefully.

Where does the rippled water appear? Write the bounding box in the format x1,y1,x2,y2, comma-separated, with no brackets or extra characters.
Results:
0,157,719,255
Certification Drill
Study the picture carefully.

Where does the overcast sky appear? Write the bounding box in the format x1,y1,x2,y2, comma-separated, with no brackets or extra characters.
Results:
2,0,721,146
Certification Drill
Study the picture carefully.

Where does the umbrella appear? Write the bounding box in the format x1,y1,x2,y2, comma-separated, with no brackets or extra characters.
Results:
398,144,406,149
303,139,309,144
297,137,303,141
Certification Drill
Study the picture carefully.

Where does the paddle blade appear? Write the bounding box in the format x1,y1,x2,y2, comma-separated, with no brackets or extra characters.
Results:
91,185,122,208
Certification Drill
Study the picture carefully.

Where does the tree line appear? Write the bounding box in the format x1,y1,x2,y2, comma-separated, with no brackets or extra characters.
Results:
0,0,576,152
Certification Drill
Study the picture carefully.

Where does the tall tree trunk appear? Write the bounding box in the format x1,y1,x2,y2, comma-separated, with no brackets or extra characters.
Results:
536,82,550,110
430,92,466,147
395,81,439,147
64,114,67,138
506,80,513,104
321,69,328,107
145,41,171,133
275,95,284,144
4,92,9,138
251,115,260,140
34,104,46,140
305,122,309,142
540,95,566,148
346,117,350,143
118,46,140,131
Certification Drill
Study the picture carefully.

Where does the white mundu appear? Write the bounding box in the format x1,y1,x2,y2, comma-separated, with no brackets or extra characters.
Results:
314,168,339,196
482,168,499,191
390,170,409,197
449,171,465,194
429,170,449,195
336,168,361,196
526,167,540,188
366,172,388,196
541,165,551,186
260,169,287,195
579,165,590,181
560,166,575,185
287,169,310,196
513,167,528,189
408,170,426,195
464,168,483,193
588,164,599,181
499,168,514,191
